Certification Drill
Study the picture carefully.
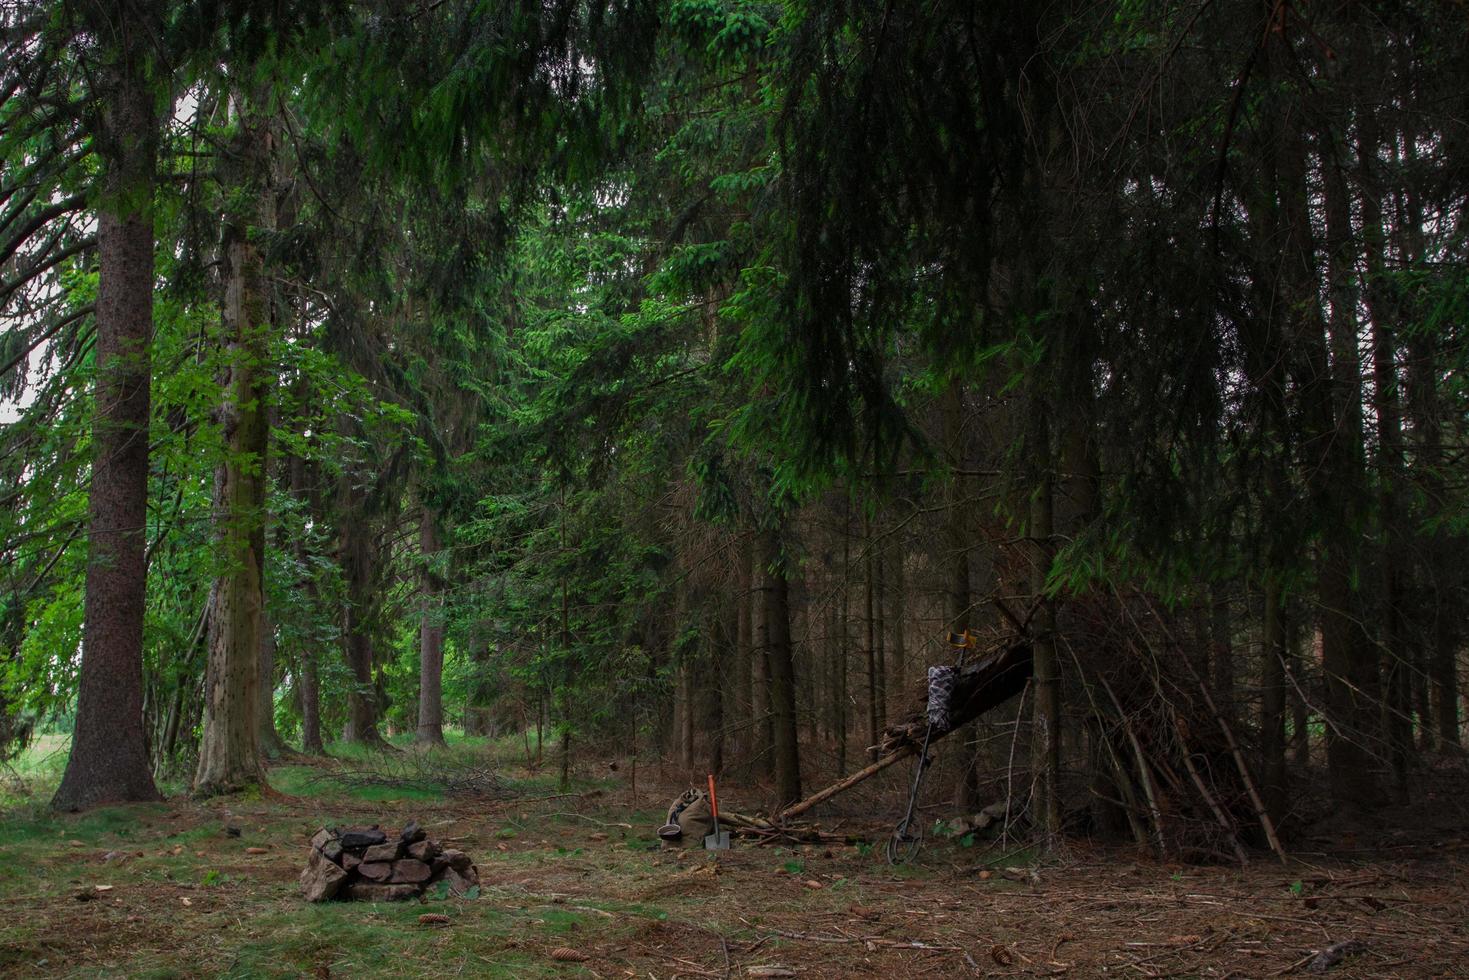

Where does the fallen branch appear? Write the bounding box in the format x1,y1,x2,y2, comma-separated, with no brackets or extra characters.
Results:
775,748,915,823
774,639,1033,823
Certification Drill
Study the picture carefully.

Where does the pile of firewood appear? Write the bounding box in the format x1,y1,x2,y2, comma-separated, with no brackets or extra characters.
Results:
299,820,480,902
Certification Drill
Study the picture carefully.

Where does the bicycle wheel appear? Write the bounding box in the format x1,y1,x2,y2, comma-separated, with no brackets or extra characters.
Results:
885,817,923,865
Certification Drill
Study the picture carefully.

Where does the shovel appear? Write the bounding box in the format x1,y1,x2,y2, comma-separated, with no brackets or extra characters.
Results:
703,774,730,850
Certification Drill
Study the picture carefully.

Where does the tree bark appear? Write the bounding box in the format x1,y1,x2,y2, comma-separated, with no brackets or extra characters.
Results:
463,627,495,736
341,513,388,747
53,35,162,810
751,541,773,777
1260,579,1288,822
863,511,880,751
887,533,905,716
835,518,851,773
735,540,754,761
256,613,289,758
1270,54,1380,805
288,450,325,754
194,90,275,796
707,601,728,777
415,507,447,746
760,525,802,804
1029,409,1061,839
1209,585,1234,718
1288,614,1310,767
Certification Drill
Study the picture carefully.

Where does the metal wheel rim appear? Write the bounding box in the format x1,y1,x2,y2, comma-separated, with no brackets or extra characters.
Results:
885,820,923,865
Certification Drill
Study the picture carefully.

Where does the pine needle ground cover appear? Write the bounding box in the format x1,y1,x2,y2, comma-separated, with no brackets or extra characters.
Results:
1,745,1465,978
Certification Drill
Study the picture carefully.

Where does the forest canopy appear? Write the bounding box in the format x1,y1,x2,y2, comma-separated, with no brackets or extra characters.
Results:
1,0,1466,856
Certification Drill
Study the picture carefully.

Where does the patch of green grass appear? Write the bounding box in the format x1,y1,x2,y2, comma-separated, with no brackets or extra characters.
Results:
209,898,578,979
0,733,70,806
269,764,448,804
533,907,584,934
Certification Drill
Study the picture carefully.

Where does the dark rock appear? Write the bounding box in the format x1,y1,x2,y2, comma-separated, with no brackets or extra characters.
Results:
407,839,437,862
300,848,347,902
400,820,426,844
311,829,345,864
390,859,432,884
363,841,402,863
341,852,362,872
358,861,393,882
342,882,419,902
339,827,388,850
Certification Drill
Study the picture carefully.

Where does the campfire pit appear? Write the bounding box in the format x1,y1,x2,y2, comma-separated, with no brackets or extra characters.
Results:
299,820,480,902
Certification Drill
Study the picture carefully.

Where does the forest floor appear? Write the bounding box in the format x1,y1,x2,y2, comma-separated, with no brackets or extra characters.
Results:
2,736,1466,979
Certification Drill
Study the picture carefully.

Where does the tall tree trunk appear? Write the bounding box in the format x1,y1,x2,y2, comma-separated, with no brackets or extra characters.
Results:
943,381,985,811
673,580,694,773
194,91,275,796
1288,613,1310,767
678,661,695,774
836,517,851,773
1356,117,1413,788
761,525,802,804
874,537,886,733
1209,585,1234,718
288,451,325,754
1030,408,1061,840
735,541,754,761
463,627,494,737
751,539,774,777
1260,579,1288,822
1271,58,1380,805
863,512,880,751
887,533,906,704
341,516,388,747
707,601,728,777
415,507,447,746
298,615,324,753
256,613,288,759
53,27,162,811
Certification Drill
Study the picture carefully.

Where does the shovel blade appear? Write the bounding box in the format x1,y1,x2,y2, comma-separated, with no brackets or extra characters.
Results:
703,831,730,850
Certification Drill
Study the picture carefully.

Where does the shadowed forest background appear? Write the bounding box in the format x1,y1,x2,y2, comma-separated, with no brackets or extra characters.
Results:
2,1,1469,975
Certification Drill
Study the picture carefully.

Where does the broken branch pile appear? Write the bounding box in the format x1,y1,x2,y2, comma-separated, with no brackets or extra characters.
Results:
775,594,1284,864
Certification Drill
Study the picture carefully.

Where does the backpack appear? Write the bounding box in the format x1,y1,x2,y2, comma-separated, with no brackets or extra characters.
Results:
660,788,715,847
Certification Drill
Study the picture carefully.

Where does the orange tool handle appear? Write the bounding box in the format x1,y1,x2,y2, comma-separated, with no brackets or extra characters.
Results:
707,774,719,820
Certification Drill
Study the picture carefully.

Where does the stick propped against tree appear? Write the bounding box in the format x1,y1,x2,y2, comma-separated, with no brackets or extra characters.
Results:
777,639,1034,823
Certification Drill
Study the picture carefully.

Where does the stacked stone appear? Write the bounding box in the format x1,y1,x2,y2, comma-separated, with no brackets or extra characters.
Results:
299,820,481,902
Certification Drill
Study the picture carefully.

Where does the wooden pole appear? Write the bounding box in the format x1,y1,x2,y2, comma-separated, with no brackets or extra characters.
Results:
776,745,916,822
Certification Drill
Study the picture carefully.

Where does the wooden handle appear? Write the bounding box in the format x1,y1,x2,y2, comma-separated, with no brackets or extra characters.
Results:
707,774,719,820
